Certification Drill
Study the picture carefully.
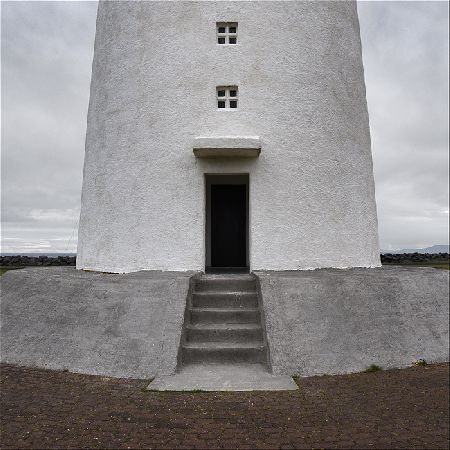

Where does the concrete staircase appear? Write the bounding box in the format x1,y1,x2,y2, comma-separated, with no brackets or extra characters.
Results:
180,274,269,367
148,273,297,390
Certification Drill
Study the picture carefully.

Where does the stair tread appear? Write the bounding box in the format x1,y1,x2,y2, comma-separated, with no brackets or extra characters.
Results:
183,342,265,349
182,275,268,366
199,275,255,280
190,307,259,312
187,323,262,330
193,291,257,295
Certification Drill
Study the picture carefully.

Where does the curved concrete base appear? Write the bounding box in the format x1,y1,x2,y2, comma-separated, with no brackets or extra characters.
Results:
1,266,448,381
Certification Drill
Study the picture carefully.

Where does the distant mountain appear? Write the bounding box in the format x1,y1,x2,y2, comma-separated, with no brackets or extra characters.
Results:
381,245,449,254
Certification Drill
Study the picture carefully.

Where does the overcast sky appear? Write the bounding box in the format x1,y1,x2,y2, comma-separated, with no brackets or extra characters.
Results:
1,1,449,254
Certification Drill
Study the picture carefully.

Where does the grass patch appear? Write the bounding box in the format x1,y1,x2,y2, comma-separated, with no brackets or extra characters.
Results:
364,364,383,373
291,376,304,392
414,359,428,366
0,267,26,276
383,259,450,270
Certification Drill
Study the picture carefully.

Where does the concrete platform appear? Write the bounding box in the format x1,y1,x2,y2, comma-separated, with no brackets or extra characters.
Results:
147,364,298,391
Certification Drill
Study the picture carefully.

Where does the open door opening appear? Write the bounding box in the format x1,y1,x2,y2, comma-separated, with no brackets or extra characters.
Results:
205,174,249,273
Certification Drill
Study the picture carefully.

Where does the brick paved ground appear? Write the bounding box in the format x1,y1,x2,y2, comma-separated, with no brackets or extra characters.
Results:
1,363,448,449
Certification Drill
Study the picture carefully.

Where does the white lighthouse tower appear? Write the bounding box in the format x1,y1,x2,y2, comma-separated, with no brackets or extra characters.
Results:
77,0,380,273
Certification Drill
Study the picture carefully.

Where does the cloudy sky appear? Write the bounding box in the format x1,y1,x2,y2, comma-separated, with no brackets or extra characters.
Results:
1,1,449,254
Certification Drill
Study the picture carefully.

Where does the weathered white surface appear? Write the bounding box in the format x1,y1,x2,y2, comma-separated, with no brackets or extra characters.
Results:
193,136,261,150
77,1,380,273
256,267,450,376
0,267,194,379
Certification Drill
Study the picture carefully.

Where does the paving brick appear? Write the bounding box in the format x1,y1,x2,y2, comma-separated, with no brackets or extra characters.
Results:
0,363,448,449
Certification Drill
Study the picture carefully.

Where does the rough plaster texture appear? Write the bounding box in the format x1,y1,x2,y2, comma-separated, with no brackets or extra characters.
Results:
77,0,380,273
0,267,194,379
256,267,450,376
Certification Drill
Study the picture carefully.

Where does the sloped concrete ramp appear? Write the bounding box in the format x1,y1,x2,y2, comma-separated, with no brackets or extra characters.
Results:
0,267,194,379
147,363,298,391
256,266,449,376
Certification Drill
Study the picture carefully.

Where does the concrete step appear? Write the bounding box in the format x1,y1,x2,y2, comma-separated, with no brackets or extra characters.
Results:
195,275,256,293
182,342,267,364
189,307,260,324
192,292,258,308
178,274,269,369
185,323,263,343
147,364,298,391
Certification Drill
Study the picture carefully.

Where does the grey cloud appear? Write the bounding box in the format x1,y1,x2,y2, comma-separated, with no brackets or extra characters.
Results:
358,0,449,250
1,1,97,253
1,1,448,253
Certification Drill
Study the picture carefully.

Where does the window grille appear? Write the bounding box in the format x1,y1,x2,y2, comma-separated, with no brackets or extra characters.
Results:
217,22,238,45
217,86,238,109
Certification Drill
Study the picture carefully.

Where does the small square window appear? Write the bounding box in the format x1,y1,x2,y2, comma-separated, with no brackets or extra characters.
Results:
216,22,238,44
217,86,238,109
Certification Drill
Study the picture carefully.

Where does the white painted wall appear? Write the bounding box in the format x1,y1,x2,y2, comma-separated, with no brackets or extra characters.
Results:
77,0,381,273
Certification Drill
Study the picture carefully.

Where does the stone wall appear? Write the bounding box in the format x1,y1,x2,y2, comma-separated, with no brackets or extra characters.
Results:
0,256,76,266
381,253,449,264
2,254,447,268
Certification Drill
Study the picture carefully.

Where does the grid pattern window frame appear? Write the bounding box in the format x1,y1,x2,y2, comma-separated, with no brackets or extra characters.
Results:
217,86,238,109
217,22,238,45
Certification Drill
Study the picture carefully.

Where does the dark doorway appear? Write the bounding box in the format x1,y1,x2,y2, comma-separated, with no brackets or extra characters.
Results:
206,175,249,273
